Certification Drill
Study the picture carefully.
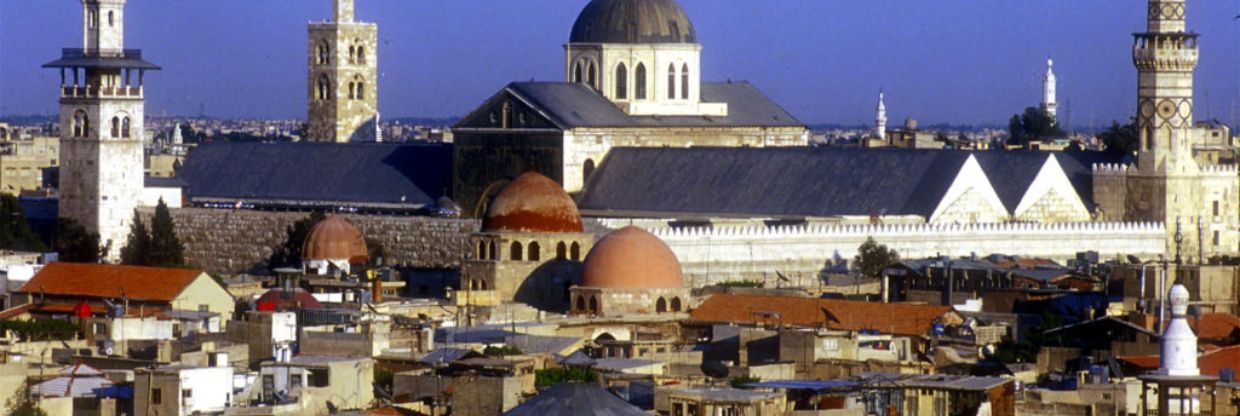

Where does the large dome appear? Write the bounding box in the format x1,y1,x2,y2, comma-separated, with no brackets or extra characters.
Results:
302,215,369,263
483,172,584,233
581,226,683,289
569,0,697,44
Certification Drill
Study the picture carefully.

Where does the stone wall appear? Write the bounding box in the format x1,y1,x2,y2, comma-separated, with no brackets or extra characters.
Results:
142,207,479,274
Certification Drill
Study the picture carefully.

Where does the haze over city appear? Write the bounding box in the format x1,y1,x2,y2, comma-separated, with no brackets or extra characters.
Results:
4,0,1240,127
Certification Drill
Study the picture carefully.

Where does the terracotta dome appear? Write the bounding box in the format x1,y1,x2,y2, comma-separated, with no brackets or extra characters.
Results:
482,172,584,233
256,288,323,310
302,215,369,264
581,226,683,289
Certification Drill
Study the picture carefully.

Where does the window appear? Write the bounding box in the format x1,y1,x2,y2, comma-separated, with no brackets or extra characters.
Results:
1215,231,1221,246
348,82,355,100
488,241,497,260
121,117,131,138
502,101,512,129
107,11,114,27
635,63,647,100
182,389,193,399
88,10,98,29
570,242,581,261
355,77,365,100
615,63,628,99
317,40,331,65
670,297,682,312
151,388,162,405
529,241,541,261
510,241,523,261
309,370,330,387
556,242,567,259
317,74,332,101
587,62,597,89
588,296,598,314
356,46,366,64
573,62,583,83
583,159,596,183
478,241,488,260
656,297,667,313
681,64,690,99
575,295,585,312
110,116,120,138
1214,200,1220,216
668,64,677,99
349,45,356,64
73,111,88,138
198,304,209,312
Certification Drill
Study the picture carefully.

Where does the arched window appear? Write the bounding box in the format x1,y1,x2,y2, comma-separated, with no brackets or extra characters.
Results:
583,159,596,183
670,297,682,312
529,242,541,261
488,241,497,260
570,242,581,261
573,62,583,83
317,40,331,65
656,297,668,313
357,46,366,64
352,75,365,100
635,63,647,100
73,111,87,138
107,11,114,27
348,82,355,100
668,64,677,99
556,242,567,260
510,241,523,261
588,296,598,314
587,62,597,89
575,295,586,313
121,117,131,138
477,240,487,260
348,45,356,64
110,116,120,138
317,74,332,101
681,64,690,100
615,63,628,99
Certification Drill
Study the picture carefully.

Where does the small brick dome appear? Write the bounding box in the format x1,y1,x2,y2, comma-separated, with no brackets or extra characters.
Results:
302,215,369,264
582,226,683,289
482,172,584,233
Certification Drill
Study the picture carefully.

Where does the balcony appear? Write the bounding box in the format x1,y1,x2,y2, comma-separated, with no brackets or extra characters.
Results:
61,48,144,60
61,85,143,99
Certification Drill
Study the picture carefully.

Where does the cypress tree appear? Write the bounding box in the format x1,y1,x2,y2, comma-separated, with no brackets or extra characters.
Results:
0,195,45,252
119,211,150,265
147,199,185,267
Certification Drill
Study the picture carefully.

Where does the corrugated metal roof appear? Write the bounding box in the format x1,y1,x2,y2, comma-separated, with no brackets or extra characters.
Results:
177,142,451,208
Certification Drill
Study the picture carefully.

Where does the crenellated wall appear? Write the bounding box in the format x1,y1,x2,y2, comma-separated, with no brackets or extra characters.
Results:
600,220,1168,287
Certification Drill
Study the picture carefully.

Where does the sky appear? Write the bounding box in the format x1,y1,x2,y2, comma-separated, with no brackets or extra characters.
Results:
2,1,1240,128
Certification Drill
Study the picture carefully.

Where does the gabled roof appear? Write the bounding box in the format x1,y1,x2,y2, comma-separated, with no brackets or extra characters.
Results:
971,152,1053,212
1054,151,1131,210
578,147,970,219
1120,344,1240,377
17,263,205,302
503,383,647,416
1189,313,1240,341
459,81,804,130
689,294,956,337
177,142,452,209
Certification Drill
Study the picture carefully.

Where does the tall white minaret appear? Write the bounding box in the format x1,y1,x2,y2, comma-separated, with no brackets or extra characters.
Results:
875,90,887,141
1159,284,1199,376
1042,58,1058,123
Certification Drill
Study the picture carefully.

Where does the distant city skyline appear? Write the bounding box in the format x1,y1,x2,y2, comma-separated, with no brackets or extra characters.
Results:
2,0,1239,127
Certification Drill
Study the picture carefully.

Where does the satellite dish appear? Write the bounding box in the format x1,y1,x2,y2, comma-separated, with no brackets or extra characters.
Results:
700,360,730,379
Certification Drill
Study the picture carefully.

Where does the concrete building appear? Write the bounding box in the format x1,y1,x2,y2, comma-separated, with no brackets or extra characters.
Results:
1093,0,1240,261
0,135,58,195
856,373,1015,416
134,357,236,416
307,0,379,143
453,0,808,213
664,387,786,416
233,356,375,415
44,0,160,259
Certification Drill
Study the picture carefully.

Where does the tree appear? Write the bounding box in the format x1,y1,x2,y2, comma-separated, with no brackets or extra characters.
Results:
6,383,47,416
119,211,150,266
853,236,899,279
269,212,327,268
0,195,45,252
366,237,387,267
1098,119,1139,155
146,199,185,267
1006,107,1064,147
51,218,101,263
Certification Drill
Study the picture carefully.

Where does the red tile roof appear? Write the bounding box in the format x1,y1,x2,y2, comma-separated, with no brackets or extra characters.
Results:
1190,313,1240,342
17,263,205,302
1120,344,1240,377
689,294,956,336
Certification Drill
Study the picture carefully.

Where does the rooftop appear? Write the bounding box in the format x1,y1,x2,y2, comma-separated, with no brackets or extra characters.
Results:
17,263,205,302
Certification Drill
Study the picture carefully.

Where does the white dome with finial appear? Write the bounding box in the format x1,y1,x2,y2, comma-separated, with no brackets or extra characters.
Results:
1159,284,1199,376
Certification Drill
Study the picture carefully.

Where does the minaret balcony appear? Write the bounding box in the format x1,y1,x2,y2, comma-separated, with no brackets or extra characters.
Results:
60,85,143,99
62,48,144,60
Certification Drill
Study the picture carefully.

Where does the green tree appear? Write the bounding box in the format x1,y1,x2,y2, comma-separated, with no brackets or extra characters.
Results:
853,236,899,279
51,218,101,263
6,383,47,416
269,212,327,268
0,195,46,252
119,211,150,266
1007,106,1064,146
366,237,387,267
147,199,185,267
1098,119,1139,155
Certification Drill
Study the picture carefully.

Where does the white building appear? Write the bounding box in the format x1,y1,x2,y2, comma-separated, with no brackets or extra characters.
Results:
135,357,235,416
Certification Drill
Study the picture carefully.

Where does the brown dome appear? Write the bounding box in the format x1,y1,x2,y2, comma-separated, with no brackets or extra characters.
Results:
582,226,683,289
302,215,369,263
256,288,323,310
482,172,584,233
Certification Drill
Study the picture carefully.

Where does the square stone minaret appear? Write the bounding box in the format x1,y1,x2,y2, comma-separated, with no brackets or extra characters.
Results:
45,0,159,260
307,0,379,143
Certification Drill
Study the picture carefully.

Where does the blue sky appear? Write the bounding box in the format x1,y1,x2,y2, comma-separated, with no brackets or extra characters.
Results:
2,0,1239,127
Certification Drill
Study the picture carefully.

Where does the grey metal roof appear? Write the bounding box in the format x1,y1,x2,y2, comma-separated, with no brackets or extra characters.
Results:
503,81,804,129
43,49,160,70
503,383,647,416
144,176,187,188
971,151,1051,212
743,380,859,393
176,142,451,209
569,0,696,44
578,147,968,219
419,347,478,365
1055,151,1131,210
505,334,581,355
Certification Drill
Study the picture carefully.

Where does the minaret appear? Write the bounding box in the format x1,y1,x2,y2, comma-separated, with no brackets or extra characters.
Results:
171,122,183,145
1160,284,1199,376
44,0,159,260
1139,283,1214,416
1125,0,1206,259
875,90,887,141
307,0,379,143
1042,58,1058,123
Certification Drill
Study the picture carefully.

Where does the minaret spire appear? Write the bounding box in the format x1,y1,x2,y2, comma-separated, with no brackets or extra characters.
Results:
1042,58,1058,123
875,89,887,141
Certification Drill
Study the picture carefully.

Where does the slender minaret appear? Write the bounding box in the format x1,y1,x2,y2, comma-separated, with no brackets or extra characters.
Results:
1042,58,1058,123
1160,284,1199,376
307,0,379,142
44,0,159,260
875,90,887,141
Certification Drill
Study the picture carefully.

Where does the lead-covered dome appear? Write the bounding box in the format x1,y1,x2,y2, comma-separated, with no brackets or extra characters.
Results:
582,226,683,289
302,215,369,264
483,172,584,233
569,0,697,44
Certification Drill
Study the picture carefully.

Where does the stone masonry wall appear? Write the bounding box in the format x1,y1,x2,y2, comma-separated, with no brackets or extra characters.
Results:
139,207,479,275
